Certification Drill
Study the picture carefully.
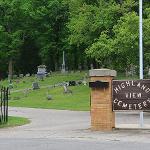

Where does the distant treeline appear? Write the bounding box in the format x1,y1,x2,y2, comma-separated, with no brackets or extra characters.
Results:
0,0,149,77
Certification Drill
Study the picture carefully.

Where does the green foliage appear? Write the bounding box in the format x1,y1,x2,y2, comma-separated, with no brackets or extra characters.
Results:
85,2,150,71
0,0,149,77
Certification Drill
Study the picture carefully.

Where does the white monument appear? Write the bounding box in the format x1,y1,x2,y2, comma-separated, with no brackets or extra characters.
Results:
61,51,66,73
37,65,47,79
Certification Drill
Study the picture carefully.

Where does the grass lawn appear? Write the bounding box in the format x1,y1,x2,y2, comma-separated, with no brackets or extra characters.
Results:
5,72,90,111
0,116,30,128
9,85,90,111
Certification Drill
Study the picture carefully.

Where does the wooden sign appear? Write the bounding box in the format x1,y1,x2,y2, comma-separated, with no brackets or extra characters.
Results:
113,80,150,111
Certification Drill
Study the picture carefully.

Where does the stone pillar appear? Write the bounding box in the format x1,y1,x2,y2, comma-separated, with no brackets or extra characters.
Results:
89,69,117,131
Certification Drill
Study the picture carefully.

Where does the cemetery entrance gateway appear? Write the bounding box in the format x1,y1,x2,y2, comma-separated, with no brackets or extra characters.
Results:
89,69,150,131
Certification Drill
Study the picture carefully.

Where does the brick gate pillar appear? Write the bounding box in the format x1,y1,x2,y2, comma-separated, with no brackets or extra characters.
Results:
89,69,117,131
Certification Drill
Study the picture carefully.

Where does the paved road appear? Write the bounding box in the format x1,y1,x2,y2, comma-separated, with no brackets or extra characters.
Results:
0,107,150,150
1,138,150,150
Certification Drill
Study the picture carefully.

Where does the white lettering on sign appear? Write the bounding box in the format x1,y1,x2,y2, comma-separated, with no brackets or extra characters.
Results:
113,98,150,110
125,93,142,99
114,80,150,94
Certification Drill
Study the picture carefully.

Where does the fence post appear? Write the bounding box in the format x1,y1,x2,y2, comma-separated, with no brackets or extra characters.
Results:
0,87,9,124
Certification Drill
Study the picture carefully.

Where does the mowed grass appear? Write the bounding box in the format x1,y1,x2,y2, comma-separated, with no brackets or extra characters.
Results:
0,116,30,128
6,72,90,111
9,85,90,111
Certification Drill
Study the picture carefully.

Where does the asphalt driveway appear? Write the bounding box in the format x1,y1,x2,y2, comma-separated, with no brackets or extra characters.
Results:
0,107,150,142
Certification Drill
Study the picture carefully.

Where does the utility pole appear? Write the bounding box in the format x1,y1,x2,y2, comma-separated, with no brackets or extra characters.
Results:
139,0,144,128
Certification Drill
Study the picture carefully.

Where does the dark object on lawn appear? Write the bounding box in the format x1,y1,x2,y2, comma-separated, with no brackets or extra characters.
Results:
47,94,52,100
76,80,82,85
63,85,72,94
69,81,76,86
32,82,40,90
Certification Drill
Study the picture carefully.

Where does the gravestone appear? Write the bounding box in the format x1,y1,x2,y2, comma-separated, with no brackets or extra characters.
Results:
19,74,24,78
32,82,40,90
90,64,94,69
13,75,18,79
26,73,30,77
76,80,82,85
69,81,76,86
78,64,82,72
82,80,87,85
46,94,52,100
63,85,72,94
125,65,137,77
23,88,29,97
8,83,13,89
37,65,47,79
16,80,20,84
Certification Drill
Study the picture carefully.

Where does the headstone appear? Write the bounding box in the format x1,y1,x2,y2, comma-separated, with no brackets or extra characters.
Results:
49,70,52,75
13,75,18,79
26,73,30,77
19,74,24,78
69,81,76,86
32,82,40,90
76,80,82,85
63,85,72,94
8,83,13,89
46,73,50,77
125,65,137,77
130,65,136,76
37,65,47,79
16,80,20,84
82,80,87,85
39,75,44,81
90,64,94,69
23,88,29,97
47,94,52,100
78,64,82,72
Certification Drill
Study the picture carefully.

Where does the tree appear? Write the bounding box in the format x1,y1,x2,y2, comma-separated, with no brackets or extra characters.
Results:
0,0,24,77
